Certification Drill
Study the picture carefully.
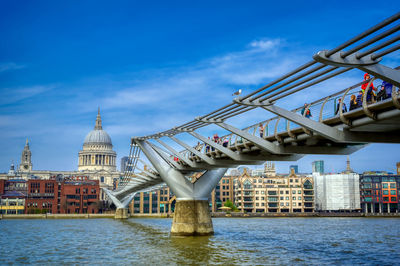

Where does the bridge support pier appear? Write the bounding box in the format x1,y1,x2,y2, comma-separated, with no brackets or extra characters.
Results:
171,200,213,236
115,208,129,219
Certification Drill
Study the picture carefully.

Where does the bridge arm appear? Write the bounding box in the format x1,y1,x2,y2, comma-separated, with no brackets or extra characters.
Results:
213,122,284,154
169,136,217,165
147,141,188,170
262,104,346,142
188,131,242,160
155,138,197,167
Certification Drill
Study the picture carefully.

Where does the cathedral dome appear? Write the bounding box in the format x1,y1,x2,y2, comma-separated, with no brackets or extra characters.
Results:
83,108,112,146
78,108,117,172
84,129,112,145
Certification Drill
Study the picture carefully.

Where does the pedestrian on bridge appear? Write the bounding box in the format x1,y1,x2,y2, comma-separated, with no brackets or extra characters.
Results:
301,103,312,118
356,91,363,108
361,73,376,103
259,123,265,138
349,95,358,111
335,98,347,115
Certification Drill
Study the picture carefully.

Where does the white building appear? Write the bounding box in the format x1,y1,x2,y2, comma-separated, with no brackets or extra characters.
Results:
313,172,360,211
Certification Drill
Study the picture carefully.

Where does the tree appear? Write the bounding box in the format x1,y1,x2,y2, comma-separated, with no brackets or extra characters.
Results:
224,199,238,211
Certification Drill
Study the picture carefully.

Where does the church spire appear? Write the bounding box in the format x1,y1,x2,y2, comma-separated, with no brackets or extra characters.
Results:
95,107,102,130
25,138,29,147
346,156,353,173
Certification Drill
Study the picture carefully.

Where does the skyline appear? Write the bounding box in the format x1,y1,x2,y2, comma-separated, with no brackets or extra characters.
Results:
1,1,399,173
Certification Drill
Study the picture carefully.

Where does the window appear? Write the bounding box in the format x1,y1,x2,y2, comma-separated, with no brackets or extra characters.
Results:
298,190,301,194
298,197,301,200
383,190,389,195
390,183,396,188
261,197,264,200
256,197,259,200
261,191,265,195
383,197,389,201
295,179,299,182
293,203,296,206
280,203,284,206
100,176,105,183
286,191,289,194
280,197,283,200
390,190,396,195
293,191,296,194
383,183,388,188
280,191,283,194
290,179,293,182
256,191,259,194
298,203,301,206
293,197,296,200
286,203,289,206
391,197,397,201
256,203,259,207
285,197,289,200
261,203,265,206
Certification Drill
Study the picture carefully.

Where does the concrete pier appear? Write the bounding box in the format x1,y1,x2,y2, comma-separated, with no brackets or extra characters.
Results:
171,200,213,236
115,208,129,219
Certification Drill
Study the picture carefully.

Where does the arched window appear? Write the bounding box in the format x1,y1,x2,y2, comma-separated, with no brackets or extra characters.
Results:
244,179,253,190
100,176,105,183
304,180,313,189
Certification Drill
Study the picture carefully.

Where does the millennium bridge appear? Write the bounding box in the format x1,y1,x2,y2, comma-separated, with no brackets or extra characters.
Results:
105,13,400,236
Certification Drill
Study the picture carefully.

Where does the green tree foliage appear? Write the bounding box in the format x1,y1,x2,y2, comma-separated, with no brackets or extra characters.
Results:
223,199,238,211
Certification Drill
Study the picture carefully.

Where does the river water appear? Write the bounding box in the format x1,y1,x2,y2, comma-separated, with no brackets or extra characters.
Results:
0,218,399,265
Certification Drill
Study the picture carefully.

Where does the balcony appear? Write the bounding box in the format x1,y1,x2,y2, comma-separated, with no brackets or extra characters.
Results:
304,197,314,202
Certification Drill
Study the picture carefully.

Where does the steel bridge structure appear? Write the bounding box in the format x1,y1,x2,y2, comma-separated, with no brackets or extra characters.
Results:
105,13,400,235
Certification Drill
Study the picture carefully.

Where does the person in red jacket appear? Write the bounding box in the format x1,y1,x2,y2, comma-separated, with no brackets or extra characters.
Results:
361,73,376,103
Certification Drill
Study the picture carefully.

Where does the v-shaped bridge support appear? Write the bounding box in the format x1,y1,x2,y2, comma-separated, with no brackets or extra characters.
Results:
135,139,227,235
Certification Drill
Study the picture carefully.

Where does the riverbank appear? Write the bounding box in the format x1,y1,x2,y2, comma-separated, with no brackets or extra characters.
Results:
1,212,399,219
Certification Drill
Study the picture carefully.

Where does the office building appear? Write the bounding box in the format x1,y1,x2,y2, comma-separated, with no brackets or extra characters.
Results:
312,160,324,174
120,156,130,173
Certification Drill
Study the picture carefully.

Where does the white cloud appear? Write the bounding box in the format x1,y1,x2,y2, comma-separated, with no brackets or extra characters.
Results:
249,39,281,50
0,62,26,73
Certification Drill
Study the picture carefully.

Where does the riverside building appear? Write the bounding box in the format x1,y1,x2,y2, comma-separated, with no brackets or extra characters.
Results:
129,186,175,214
313,172,360,211
359,174,400,213
0,179,27,214
25,175,100,214
234,168,314,213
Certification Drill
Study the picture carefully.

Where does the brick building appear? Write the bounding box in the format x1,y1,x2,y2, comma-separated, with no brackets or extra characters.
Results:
25,176,100,214
210,175,235,212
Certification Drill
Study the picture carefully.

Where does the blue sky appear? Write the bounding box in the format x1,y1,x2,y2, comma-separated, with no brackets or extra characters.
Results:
0,1,399,174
